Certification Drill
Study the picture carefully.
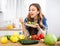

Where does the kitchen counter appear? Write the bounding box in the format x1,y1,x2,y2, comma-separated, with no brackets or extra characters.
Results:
0,40,58,46
0,28,21,31
0,28,22,36
0,40,52,46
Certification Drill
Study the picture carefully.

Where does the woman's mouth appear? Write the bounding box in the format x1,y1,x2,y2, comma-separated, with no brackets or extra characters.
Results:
30,14,34,16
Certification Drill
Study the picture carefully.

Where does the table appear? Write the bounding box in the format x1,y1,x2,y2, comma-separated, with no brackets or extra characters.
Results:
0,41,47,46
0,40,55,46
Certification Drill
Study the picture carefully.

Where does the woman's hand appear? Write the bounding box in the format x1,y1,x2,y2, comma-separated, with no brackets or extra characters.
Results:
19,18,24,25
35,24,41,31
29,23,41,31
19,18,26,33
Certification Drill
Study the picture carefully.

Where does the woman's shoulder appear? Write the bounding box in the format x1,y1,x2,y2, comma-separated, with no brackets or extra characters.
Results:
43,16,46,20
24,18,27,22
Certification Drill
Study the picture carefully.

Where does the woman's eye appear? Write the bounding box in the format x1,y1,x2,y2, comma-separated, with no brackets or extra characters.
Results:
32,10,35,11
32,9,35,11
29,9,35,11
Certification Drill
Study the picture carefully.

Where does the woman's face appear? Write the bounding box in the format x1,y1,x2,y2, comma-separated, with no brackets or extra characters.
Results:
29,5,39,18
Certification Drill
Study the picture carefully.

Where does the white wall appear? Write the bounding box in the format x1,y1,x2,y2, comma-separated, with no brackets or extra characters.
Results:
0,0,1,10
0,0,46,20
1,0,16,20
46,0,60,36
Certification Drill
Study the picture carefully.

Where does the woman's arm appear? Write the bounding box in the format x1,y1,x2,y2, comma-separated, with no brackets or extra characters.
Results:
37,18,48,35
19,18,29,36
42,17,48,30
39,17,48,35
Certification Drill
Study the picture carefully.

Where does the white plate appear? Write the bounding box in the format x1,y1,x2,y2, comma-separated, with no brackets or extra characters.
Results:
25,23,37,28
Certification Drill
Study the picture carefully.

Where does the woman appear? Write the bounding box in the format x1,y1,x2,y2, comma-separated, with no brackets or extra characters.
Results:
19,3,48,36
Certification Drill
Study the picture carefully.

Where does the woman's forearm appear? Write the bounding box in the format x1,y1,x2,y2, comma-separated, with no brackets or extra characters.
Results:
37,24,46,35
21,24,29,36
37,28,46,36
21,24,26,33
19,18,29,36
37,26,41,31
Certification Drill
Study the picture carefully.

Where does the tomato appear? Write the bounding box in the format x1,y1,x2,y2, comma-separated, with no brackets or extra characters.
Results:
31,35,37,40
31,34,41,40
39,34,44,39
36,36,41,40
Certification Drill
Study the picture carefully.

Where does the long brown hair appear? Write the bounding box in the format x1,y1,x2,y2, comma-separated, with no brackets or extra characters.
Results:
26,3,46,35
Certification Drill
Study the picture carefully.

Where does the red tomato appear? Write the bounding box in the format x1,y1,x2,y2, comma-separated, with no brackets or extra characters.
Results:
36,36,41,40
31,35,37,40
31,34,41,40
39,34,44,39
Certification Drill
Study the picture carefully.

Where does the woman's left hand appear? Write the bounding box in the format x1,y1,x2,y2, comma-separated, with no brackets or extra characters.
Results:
30,23,41,31
35,24,41,31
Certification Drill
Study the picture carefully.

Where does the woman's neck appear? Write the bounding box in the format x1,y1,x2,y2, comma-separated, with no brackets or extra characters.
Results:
34,15,38,20
34,15,38,22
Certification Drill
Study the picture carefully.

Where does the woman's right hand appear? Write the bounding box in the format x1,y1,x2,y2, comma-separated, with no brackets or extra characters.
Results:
19,18,24,24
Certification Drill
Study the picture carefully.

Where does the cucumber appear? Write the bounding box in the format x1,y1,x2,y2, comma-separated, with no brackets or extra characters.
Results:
4,35,11,40
18,39,39,45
